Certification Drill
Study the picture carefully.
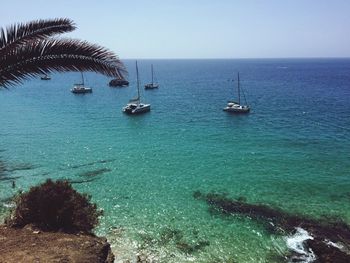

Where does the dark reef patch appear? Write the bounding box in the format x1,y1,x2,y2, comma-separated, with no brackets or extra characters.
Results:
139,226,209,255
159,227,183,245
307,238,350,263
0,160,38,175
0,160,7,176
194,191,350,262
78,168,112,177
330,192,350,202
6,163,39,172
0,176,21,182
68,159,116,169
68,178,97,184
29,172,51,177
176,240,210,254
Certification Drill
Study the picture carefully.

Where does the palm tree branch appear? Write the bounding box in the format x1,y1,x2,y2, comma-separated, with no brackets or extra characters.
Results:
0,39,126,87
0,18,75,56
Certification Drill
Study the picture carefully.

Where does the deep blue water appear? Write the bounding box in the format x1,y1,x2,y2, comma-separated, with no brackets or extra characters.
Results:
0,59,350,262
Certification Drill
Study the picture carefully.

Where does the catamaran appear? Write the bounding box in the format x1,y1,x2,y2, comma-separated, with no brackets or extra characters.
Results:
144,64,159,89
123,61,151,114
71,72,92,94
109,78,129,87
223,72,250,113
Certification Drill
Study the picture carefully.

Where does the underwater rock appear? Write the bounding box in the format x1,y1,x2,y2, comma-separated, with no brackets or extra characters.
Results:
176,240,210,254
138,226,209,255
193,190,202,199
0,176,21,181
6,163,38,172
78,168,112,177
68,178,97,184
306,238,350,263
194,191,350,262
0,160,6,175
97,159,116,164
236,196,247,202
159,227,183,245
136,253,152,262
69,159,116,169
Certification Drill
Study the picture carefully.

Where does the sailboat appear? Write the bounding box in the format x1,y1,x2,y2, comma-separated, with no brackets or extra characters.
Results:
71,72,92,94
223,72,250,113
123,61,151,114
41,74,51,80
144,64,159,89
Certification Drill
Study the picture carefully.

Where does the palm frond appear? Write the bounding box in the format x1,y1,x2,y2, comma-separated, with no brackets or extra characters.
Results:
0,38,126,87
0,18,75,56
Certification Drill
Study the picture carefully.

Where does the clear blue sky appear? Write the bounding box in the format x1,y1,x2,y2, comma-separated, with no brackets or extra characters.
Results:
1,0,350,58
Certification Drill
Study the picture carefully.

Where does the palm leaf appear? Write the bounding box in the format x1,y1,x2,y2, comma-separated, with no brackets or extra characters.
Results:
0,18,75,56
0,38,127,87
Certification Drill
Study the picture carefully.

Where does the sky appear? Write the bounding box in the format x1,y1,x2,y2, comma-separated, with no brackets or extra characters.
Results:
1,0,350,59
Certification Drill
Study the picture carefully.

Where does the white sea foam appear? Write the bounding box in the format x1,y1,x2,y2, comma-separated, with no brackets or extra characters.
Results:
324,239,350,254
325,239,343,250
2,202,15,208
285,227,316,263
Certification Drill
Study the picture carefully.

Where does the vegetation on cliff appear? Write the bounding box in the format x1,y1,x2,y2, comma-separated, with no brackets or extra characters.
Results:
6,179,102,233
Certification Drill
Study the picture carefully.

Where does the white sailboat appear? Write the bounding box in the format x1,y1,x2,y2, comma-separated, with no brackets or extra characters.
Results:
123,61,151,114
71,72,92,94
41,74,51,80
223,72,250,113
144,64,159,89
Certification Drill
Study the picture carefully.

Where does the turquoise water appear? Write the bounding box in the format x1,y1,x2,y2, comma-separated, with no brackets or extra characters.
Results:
1,59,350,262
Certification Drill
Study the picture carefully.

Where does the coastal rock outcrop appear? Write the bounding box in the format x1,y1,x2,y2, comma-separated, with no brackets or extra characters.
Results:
194,191,350,263
0,225,115,263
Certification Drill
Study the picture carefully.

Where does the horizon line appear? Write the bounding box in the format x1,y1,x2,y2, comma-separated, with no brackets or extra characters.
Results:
121,56,350,60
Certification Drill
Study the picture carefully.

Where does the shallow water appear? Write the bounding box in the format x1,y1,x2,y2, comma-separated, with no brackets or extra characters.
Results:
1,59,349,262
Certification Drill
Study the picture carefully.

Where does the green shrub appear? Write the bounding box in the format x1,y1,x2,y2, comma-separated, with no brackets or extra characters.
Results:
6,179,102,233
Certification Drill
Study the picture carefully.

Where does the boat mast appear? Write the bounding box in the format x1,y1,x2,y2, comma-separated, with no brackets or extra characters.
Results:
136,61,140,104
81,72,84,86
151,64,154,85
237,72,241,105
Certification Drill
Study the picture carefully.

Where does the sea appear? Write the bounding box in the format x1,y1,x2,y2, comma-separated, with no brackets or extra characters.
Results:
0,59,349,262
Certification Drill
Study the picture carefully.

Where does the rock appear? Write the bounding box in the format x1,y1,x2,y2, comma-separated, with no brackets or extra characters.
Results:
0,224,114,263
307,238,350,263
195,191,350,262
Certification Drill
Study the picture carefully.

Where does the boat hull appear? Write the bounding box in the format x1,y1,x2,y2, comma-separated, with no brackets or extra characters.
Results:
123,103,151,114
224,73,251,114
109,79,129,87
71,88,92,94
71,84,92,94
144,84,159,89
223,105,250,113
